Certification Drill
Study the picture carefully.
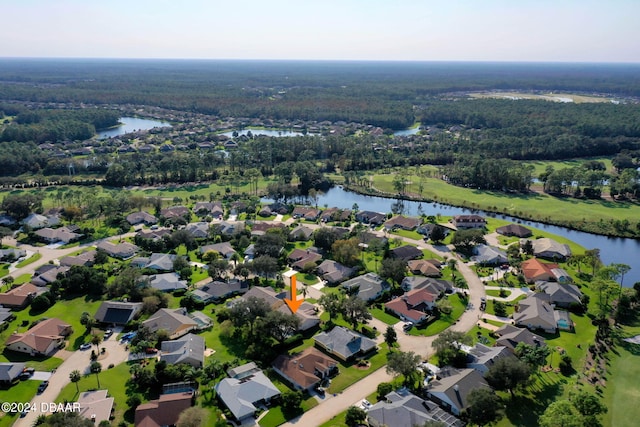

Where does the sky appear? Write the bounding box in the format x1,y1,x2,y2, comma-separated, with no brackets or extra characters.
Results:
2,0,639,62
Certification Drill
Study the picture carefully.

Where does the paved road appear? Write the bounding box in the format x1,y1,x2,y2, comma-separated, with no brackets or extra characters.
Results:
13,334,130,427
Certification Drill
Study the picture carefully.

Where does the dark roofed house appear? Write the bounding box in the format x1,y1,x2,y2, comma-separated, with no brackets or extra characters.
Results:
513,293,559,333
494,324,546,354
390,245,423,262
355,211,387,226
60,251,95,267
272,347,339,392
191,279,248,303
184,222,209,239
537,281,583,308
134,392,193,427
160,333,205,368
160,205,190,220
31,265,70,287
465,343,514,374
317,260,355,284
368,390,462,427
0,362,26,385
193,201,223,218
496,223,532,238
341,273,390,302
314,326,377,361
426,368,490,416
95,301,142,325
0,248,25,262
384,215,422,231
288,248,323,270
239,286,320,331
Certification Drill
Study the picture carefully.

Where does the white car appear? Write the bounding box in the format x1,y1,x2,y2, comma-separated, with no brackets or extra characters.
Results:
79,343,92,350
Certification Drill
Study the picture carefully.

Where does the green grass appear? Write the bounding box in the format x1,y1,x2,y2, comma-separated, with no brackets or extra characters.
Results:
408,293,467,337
603,324,640,427
0,380,40,427
15,253,42,268
486,289,512,298
56,361,131,426
12,274,32,285
0,265,8,279
327,352,387,394
258,396,318,427
0,351,63,371
370,308,400,325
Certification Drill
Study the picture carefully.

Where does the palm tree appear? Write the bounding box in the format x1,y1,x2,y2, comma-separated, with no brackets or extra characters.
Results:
447,258,458,281
69,370,81,395
91,334,102,352
90,361,102,388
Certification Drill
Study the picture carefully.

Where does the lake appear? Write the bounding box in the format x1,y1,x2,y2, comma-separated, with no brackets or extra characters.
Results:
220,128,309,138
97,117,171,139
310,186,640,286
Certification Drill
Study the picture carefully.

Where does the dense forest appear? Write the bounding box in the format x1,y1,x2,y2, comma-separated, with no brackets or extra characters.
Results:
0,59,639,201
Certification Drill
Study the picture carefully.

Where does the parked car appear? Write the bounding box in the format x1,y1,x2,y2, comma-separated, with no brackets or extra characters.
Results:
79,343,92,350
145,347,158,354
37,381,49,394
403,322,414,331
104,329,113,338
18,371,32,380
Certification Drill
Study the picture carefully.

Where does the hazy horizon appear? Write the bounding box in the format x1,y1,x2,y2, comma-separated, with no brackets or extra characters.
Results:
2,1,639,63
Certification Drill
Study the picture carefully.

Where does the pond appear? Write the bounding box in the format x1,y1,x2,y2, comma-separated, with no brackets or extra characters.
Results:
220,128,310,138
97,117,171,139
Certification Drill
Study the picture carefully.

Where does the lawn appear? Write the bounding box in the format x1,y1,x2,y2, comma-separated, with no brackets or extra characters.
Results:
602,323,640,427
408,293,467,337
56,361,131,425
486,289,512,298
12,273,32,285
0,351,63,371
258,396,318,427
370,308,400,326
327,352,387,394
0,380,40,427
15,253,42,268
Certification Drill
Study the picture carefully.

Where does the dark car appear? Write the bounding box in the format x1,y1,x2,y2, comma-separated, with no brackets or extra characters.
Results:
37,381,49,394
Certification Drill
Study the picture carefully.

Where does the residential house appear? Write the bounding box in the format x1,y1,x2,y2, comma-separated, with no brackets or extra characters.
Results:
250,221,287,237
289,224,314,241
320,207,351,223
407,259,442,277
496,223,532,238
0,362,26,386
341,273,390,302
513,293,572,333
94,301,143,325
0,307,14,327
521,258,555,284
449,215,486,229
0,214,16,227
191,279,248,303
134,392,193,427
21,213,59,229
33,226,83,244
0,282,48,309
471,245,508,265
383,215,422,231
30,265,69,286
96,241,140,260
60,251,95,267
200,242,236,260
531,238,572,260
160,206,190,221
143,308,198,339
77,390,115,425
494,324,546,354
288,248,322,270
390,245,423,262
184,222,209,239
143,273,188,292
272,347,339,392
368,390,462,427
160,333,205,368
140,253,177,272
193,201,223,218
126,211,158,226
316,260,355,285
136,228,171,242
314,326,377,362
6,318,72,356
355,211,387,226
465,343,514,374
425,368,490,416
536,281,583,308
215,363,280,422
0,248,26,262
291,206,321,221
240,286,320,331
417,223,449,240
385,288,438,324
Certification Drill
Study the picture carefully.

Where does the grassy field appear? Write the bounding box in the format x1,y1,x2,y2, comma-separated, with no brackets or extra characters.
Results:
370,307,400,325
408,293,467,337
15,253,42,268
